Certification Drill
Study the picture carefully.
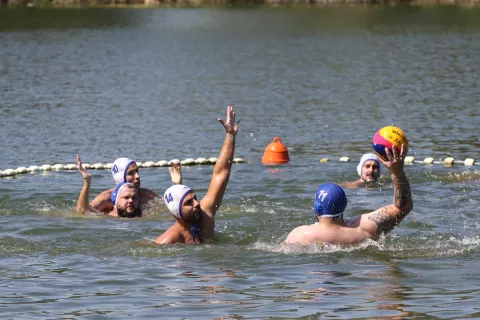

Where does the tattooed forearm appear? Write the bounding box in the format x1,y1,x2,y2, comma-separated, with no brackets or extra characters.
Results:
392,174,412,210
368,210,399,234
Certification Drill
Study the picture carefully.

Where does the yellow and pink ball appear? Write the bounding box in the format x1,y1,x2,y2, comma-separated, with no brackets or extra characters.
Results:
372,126,408,161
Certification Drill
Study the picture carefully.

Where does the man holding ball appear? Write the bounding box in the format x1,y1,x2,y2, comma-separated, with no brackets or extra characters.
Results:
285,144,412,246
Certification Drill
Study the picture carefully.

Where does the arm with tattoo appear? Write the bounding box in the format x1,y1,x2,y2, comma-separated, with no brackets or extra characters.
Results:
368,208,403,235
366,144,413,236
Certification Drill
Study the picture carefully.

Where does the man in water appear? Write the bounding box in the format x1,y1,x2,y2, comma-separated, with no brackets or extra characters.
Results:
285,145,412,245
155,106,239,244
341,153,381,188
84,156,182,214
76,155,140,217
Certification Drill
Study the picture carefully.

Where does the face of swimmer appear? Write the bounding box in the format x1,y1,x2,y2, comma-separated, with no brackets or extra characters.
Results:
181,191,201,221
361,160,380,183
125,163,141,188
116,185,139,217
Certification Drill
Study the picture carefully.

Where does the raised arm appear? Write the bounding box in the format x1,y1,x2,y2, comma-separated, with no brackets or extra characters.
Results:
361,144,413,238
198,106,238,239
76,154,93,214
169,162,182,185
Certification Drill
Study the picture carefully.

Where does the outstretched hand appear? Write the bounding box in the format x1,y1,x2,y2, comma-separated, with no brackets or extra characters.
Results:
169,162,182,185
379,144,408,176
76,154,92,182
217,105,239,136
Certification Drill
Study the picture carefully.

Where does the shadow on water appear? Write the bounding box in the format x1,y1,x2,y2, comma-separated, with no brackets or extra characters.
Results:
0,7,141,31
1,6,480,31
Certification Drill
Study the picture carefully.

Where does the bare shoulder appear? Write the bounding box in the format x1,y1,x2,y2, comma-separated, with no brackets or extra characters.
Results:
285,224,315,245
155,225,184,245
139,188,161,200
94,187,115,200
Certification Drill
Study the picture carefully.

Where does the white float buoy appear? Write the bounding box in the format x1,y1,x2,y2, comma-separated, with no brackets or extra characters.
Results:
181,158,196,166
28,166,40,172
40,164,52,171
16,167,28,174
443,157,455,165
170,159,180,165
144,161,156,168
65,164,77,170
195,157,208,164
0,171,4,177
233,158,245,163
464,158,475,166
82,163,91,169
105,163,113,169
339,157,350,162
136,162,144,168
4,169,16,176
156,160,169,167
404,156,415,164
53,164,64,170
208,158,218,164
423,157,434,165
92,163,104,169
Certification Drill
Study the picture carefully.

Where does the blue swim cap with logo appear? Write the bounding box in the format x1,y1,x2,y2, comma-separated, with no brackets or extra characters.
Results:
314,183,348,218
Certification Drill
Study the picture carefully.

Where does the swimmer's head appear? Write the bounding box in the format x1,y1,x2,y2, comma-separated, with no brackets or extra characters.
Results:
164,185,201,221
314,183,347,219
357,153,381,183
111,182,139,218
111,157,140,188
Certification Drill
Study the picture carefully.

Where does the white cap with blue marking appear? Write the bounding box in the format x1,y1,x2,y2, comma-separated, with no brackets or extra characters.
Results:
164,184,192,219
111,157,136,185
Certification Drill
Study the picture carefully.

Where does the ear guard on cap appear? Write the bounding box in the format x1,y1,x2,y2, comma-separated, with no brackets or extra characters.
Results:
111,182,136,208
314,183,347,218
111,157,136,185
164,184,192,219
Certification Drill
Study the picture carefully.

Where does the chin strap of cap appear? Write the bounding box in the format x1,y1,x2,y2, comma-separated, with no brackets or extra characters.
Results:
190,224,201,242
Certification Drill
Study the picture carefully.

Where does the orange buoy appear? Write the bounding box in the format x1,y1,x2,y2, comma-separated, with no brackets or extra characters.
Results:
262,137,290,165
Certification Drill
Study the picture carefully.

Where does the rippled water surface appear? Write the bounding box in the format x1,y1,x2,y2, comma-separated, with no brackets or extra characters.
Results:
1,6,480,319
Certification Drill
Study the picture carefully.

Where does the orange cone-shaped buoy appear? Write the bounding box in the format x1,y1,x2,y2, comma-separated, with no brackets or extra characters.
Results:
262,137,290,165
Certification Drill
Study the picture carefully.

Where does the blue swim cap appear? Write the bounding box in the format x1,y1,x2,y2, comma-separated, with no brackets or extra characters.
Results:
111,182,136,207
313,183,348,218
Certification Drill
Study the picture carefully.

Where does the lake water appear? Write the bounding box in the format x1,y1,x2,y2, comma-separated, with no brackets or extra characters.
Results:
1,6,480,319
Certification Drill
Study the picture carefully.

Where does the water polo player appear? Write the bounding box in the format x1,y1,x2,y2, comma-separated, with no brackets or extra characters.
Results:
86,156,182,215
285,144,412,245
75,155,140,217
342,153,381,188
155,106,239,245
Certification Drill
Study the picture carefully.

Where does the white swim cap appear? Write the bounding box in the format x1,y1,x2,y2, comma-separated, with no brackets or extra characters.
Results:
164,184,192,219
357,153,381,177
111,157,136,185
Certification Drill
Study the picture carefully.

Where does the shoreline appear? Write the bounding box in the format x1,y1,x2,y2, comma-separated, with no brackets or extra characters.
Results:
2,0,480,7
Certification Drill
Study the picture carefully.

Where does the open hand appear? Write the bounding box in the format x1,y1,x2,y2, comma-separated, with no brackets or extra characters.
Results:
169,162,182,185
379,144,408,175
76,154,92,182
217,105,239,136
